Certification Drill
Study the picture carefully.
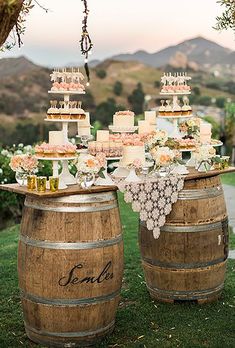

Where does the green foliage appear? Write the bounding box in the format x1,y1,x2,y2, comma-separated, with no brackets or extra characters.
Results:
127,82,145,115
224,81,235,94
113,81,123,96
95,98,125,126
216,96,226,108
0,122,58,147
205,81,221,90
0,144,30,228
225,102,235,147
0,143,57,228
203,116,220,139
95,69,107,79
214,0,235,32
192,86,201,96
154,80,160,88
197,95,212,106
91,120,102,137
83,90,96,111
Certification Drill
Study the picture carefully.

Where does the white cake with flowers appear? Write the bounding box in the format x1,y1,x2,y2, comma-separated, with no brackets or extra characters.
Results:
113,110,135,128
120,140,145,166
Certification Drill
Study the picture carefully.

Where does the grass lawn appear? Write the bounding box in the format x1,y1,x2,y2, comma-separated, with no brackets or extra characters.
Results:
0,194,235,348
221,172,235,187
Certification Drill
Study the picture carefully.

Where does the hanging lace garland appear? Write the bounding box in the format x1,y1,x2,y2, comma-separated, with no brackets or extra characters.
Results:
116,175,184,239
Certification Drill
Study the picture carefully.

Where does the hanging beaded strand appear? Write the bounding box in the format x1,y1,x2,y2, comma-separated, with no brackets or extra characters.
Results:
80,0,93,86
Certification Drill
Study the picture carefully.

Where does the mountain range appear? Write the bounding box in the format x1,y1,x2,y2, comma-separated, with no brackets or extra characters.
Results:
110,37,234,70
0,36,234,121
0,37,234,79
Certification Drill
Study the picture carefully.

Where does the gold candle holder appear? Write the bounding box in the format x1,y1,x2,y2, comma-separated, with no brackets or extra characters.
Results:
36,176,47,193
27,175,37,191
49,176,59,192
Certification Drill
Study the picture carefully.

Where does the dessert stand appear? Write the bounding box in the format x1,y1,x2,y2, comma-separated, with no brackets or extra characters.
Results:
35,155,77,189
96,157,121,186
159,92,193,139
40,89,88,187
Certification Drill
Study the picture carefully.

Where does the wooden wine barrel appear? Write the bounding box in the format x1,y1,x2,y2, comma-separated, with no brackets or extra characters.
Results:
18,188,123,347
139,174,229,304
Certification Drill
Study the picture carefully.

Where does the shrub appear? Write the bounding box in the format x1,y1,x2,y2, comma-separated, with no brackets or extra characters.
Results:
96,69,107,79
127,83,145,115
113,81,123,96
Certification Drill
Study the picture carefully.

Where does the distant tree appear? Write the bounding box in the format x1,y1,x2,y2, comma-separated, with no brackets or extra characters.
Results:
127,83,145,115
225,81,235,94
205,82,220,90
113,81,123,96
197,96,212,106
91,120,103,137
95,98,125,126
216,97,226,109
83,91,96,110
225,103,235,151
154,81,160,88
192,86,201,96
96,69,107,79
95,98,116,125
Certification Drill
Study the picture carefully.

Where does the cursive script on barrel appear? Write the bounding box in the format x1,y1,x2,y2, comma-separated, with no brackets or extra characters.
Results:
59,261,114,286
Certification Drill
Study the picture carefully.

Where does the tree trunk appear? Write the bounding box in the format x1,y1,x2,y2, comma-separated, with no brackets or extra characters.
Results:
0,0,24,48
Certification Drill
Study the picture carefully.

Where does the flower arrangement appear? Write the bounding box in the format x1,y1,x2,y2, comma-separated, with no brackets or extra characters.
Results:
194,145,216,162
127,158,143,170
75,153,105,176
75,153,106,188
150,146,179,169
194,145,216,172
179,118,200,137
9,154,38,174
146,130,168,150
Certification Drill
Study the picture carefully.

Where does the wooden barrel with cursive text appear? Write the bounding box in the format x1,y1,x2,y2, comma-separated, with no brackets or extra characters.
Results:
18,188,123,347
139,174,229,304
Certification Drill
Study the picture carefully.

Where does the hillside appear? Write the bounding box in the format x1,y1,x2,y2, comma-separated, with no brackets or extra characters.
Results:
0,55,234,119
0,56,40,78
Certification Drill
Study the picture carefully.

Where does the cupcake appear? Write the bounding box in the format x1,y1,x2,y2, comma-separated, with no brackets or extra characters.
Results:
172,101,182,116
165,103,173,116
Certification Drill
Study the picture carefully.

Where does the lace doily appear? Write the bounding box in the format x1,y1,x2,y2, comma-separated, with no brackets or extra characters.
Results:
116,175,184,239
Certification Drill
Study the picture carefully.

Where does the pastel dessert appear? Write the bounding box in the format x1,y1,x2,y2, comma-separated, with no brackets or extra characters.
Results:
35,143,77,158
50,68,85,93
113,110,135,128
88,141,123,158
121,142,145,166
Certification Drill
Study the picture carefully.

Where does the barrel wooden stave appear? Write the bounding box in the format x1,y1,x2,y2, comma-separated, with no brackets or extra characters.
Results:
140,224,228,266
166,176,227,224
18,245,123,299
139,175,228,303
18,190,123,346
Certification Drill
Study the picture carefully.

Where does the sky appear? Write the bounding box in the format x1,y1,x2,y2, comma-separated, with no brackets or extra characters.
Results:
1,0,235,67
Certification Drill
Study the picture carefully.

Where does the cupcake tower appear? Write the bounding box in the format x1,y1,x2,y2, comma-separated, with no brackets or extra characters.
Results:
36,68,91,189
46,68,92,140
158,72,193,138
